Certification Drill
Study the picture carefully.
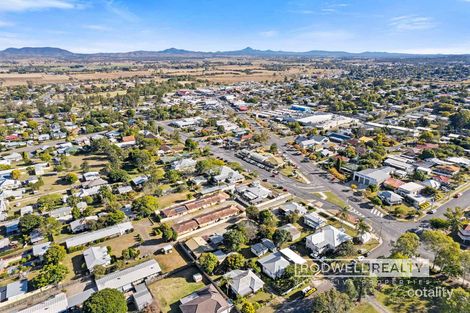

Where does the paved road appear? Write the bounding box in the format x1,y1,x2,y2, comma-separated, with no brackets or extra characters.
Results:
160,120,470,260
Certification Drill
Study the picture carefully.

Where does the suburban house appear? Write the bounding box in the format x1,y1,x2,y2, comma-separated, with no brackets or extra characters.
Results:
65,222,133,249
69,216,99,233
303,212,327,229
83,246,111,272
224,269,264,296
235,182,272,206
397,182,425,197
278,223,301,241
17,292,68,313
212,166,244,184
250,242,269,257
179,284,232,313
378,190,403,205
352,166,394,186
279,202,308,215
258,252,290,279
95,259,161,291
32,241,51,260
132,283,154,311
458,224,470,245
306,225,352,256
0,279,28,302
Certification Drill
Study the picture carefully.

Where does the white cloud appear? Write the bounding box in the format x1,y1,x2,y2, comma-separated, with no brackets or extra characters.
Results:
296,29,355,41
390,15,435,31
82,24,111,32
259,30,278,38
0,0,80,12
0,20,14,27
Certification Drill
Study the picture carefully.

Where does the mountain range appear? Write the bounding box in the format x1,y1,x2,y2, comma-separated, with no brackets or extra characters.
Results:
0,46,468,61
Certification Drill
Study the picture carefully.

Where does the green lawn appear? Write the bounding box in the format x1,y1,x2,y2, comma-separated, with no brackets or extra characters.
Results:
148,267,206,313
315,191,347,208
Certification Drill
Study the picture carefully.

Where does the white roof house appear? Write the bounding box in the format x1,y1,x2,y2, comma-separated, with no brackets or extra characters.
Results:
213,166,244,184
279,248,306,265
224,269,265,296
32,241,51,257
17,292,68,313
303,212,327,229
95,259,161,291
306,225,352,255
65,222,133,249
83,246,111,272
353,166,394,186
397,182,425,196
279,202,307,215
258,252,290,279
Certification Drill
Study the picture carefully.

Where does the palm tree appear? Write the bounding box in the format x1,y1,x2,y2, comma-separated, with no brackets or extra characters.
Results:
338,206,350,227
356,218,370,236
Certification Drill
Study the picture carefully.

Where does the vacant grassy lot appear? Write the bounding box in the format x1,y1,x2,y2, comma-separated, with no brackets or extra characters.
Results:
148,266,206,313
154,249,187,272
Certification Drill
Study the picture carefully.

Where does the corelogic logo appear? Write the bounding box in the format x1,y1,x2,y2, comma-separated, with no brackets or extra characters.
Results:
295,258,430,278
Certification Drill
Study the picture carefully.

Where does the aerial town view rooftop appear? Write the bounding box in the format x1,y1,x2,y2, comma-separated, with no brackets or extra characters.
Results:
0,1,468,313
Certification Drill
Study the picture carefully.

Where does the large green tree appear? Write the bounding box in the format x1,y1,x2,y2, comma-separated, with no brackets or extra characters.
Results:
83,288,127,313
132,195,158,217
311,288,352,313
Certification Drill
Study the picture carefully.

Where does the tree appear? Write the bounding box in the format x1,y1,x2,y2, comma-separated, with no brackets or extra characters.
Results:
107,168,129,183
311,288,352,313
444,207,464,235
224,229,247,252
19,214,43,234
269,143,278,154
355,218,370,236
43,244,66,265
449,109,470,130
241,302,256,313
128,149,153,172
422,230,463,277
11,169,21,180
64,172,78,184
83,288,127,313
37,194,63,212
81,160,91,173
273,229,292,247
121,247,140,260
441,287,470,313
41,216,63,237
371,196,382,206
259,210,277,228
132,195,158,217
185,138,199,151
160,223,177,241
344,279,358,300
336,241,354,256
392,232,420,258
226,253,245,269
165,169,181,183
93,265,107,277
32,264,69,288
199,252,219,274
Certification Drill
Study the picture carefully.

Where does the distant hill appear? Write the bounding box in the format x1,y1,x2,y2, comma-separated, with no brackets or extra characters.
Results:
0,46,468,61
0,47,75,58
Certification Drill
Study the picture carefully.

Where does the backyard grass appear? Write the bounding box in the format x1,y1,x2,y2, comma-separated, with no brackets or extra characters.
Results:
148,267,206,313
351,302,379,313
153,249,187,272
158,191,191,209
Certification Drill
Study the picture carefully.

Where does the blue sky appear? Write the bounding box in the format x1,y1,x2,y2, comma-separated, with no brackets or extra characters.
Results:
0,0,469,53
